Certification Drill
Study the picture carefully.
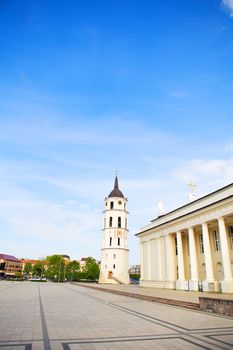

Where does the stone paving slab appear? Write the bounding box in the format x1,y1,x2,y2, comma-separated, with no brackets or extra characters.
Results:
1,281,233,350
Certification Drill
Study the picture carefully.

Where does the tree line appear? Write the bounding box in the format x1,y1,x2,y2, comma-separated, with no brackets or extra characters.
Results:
23,255,100,282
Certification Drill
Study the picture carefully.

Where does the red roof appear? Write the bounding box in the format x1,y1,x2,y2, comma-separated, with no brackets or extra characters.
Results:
0,254,19,262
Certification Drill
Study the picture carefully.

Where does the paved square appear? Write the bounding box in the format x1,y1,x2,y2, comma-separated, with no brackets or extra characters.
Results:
0,281,233,349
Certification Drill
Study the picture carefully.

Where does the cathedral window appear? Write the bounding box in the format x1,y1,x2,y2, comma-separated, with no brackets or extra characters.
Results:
109,217,112,227
118,237,120,246
200,233,204,254
175,237,178,255
110,201,114,209
214,230,220,251
110,237,112,246
118,217,121,228
229,226,233,249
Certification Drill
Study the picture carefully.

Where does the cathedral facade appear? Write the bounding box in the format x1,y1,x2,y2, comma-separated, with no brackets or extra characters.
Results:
99,176,130,284
136,183,233,293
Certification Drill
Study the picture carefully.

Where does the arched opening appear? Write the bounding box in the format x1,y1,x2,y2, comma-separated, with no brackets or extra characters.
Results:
109,217,112,227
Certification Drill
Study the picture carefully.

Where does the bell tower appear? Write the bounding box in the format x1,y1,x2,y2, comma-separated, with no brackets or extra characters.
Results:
98,176,130,284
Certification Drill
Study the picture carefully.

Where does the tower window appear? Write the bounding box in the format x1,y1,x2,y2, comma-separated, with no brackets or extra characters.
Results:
118,217,121,228
113,254,116,259
118,237,120,246
109,217,112,227
125,218,127,229
110,237,112,246
113,264,115,269
110,201,114,209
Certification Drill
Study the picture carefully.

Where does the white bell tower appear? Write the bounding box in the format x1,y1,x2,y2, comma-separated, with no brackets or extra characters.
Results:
99,176,130,284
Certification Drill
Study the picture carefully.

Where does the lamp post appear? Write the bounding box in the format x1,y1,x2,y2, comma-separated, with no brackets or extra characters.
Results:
63,266,66,282
58,257,62,283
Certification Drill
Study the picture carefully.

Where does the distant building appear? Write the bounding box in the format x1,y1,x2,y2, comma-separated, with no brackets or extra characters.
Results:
79,257,88,271
60,255,70,262
0,254,23,278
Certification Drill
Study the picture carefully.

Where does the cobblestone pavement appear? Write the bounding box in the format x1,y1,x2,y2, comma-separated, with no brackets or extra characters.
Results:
0,281,233,350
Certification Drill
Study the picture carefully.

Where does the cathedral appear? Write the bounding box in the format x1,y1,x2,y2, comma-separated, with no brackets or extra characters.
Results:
136,183,233,294
98,176,130,284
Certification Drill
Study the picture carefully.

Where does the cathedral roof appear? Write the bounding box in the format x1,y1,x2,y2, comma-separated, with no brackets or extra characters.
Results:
108,176,124,198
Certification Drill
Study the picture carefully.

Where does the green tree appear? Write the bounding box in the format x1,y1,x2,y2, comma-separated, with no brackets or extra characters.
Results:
84,257,100,281
23,262,32,275
32,262,44,277
15,271,22,279
45,255,65,282
66,260,80,281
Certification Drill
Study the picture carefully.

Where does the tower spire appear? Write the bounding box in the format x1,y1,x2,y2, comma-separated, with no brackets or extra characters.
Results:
108,175,124,198
114,175,119,189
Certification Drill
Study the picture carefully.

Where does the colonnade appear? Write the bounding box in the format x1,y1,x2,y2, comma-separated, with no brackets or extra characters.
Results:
140,216,233,293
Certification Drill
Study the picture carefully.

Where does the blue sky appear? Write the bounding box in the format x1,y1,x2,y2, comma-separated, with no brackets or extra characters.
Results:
0,0,233,264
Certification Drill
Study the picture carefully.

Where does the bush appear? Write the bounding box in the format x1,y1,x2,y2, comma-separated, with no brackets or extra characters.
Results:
129,274,140,281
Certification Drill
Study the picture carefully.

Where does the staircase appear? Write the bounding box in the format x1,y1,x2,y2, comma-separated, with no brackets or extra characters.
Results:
111,276,124,284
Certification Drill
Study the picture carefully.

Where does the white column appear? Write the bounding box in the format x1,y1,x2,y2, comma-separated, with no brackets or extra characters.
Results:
218,217,233,293
176,231,185,290
156,238,161,280
165,234,176,288
147,240,152,280
150,239,156,280
202,222,218,292
140,242,144,281
188,227,199,291
160,237,166,280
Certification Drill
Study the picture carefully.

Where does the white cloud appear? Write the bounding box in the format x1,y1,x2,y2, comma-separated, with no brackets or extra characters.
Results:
221,0,233,17
174,158,233,195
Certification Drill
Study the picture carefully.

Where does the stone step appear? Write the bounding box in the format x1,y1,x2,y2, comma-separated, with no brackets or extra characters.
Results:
75,283,200,311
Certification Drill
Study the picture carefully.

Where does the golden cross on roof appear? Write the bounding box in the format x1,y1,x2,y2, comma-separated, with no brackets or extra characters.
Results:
188,180,196,193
